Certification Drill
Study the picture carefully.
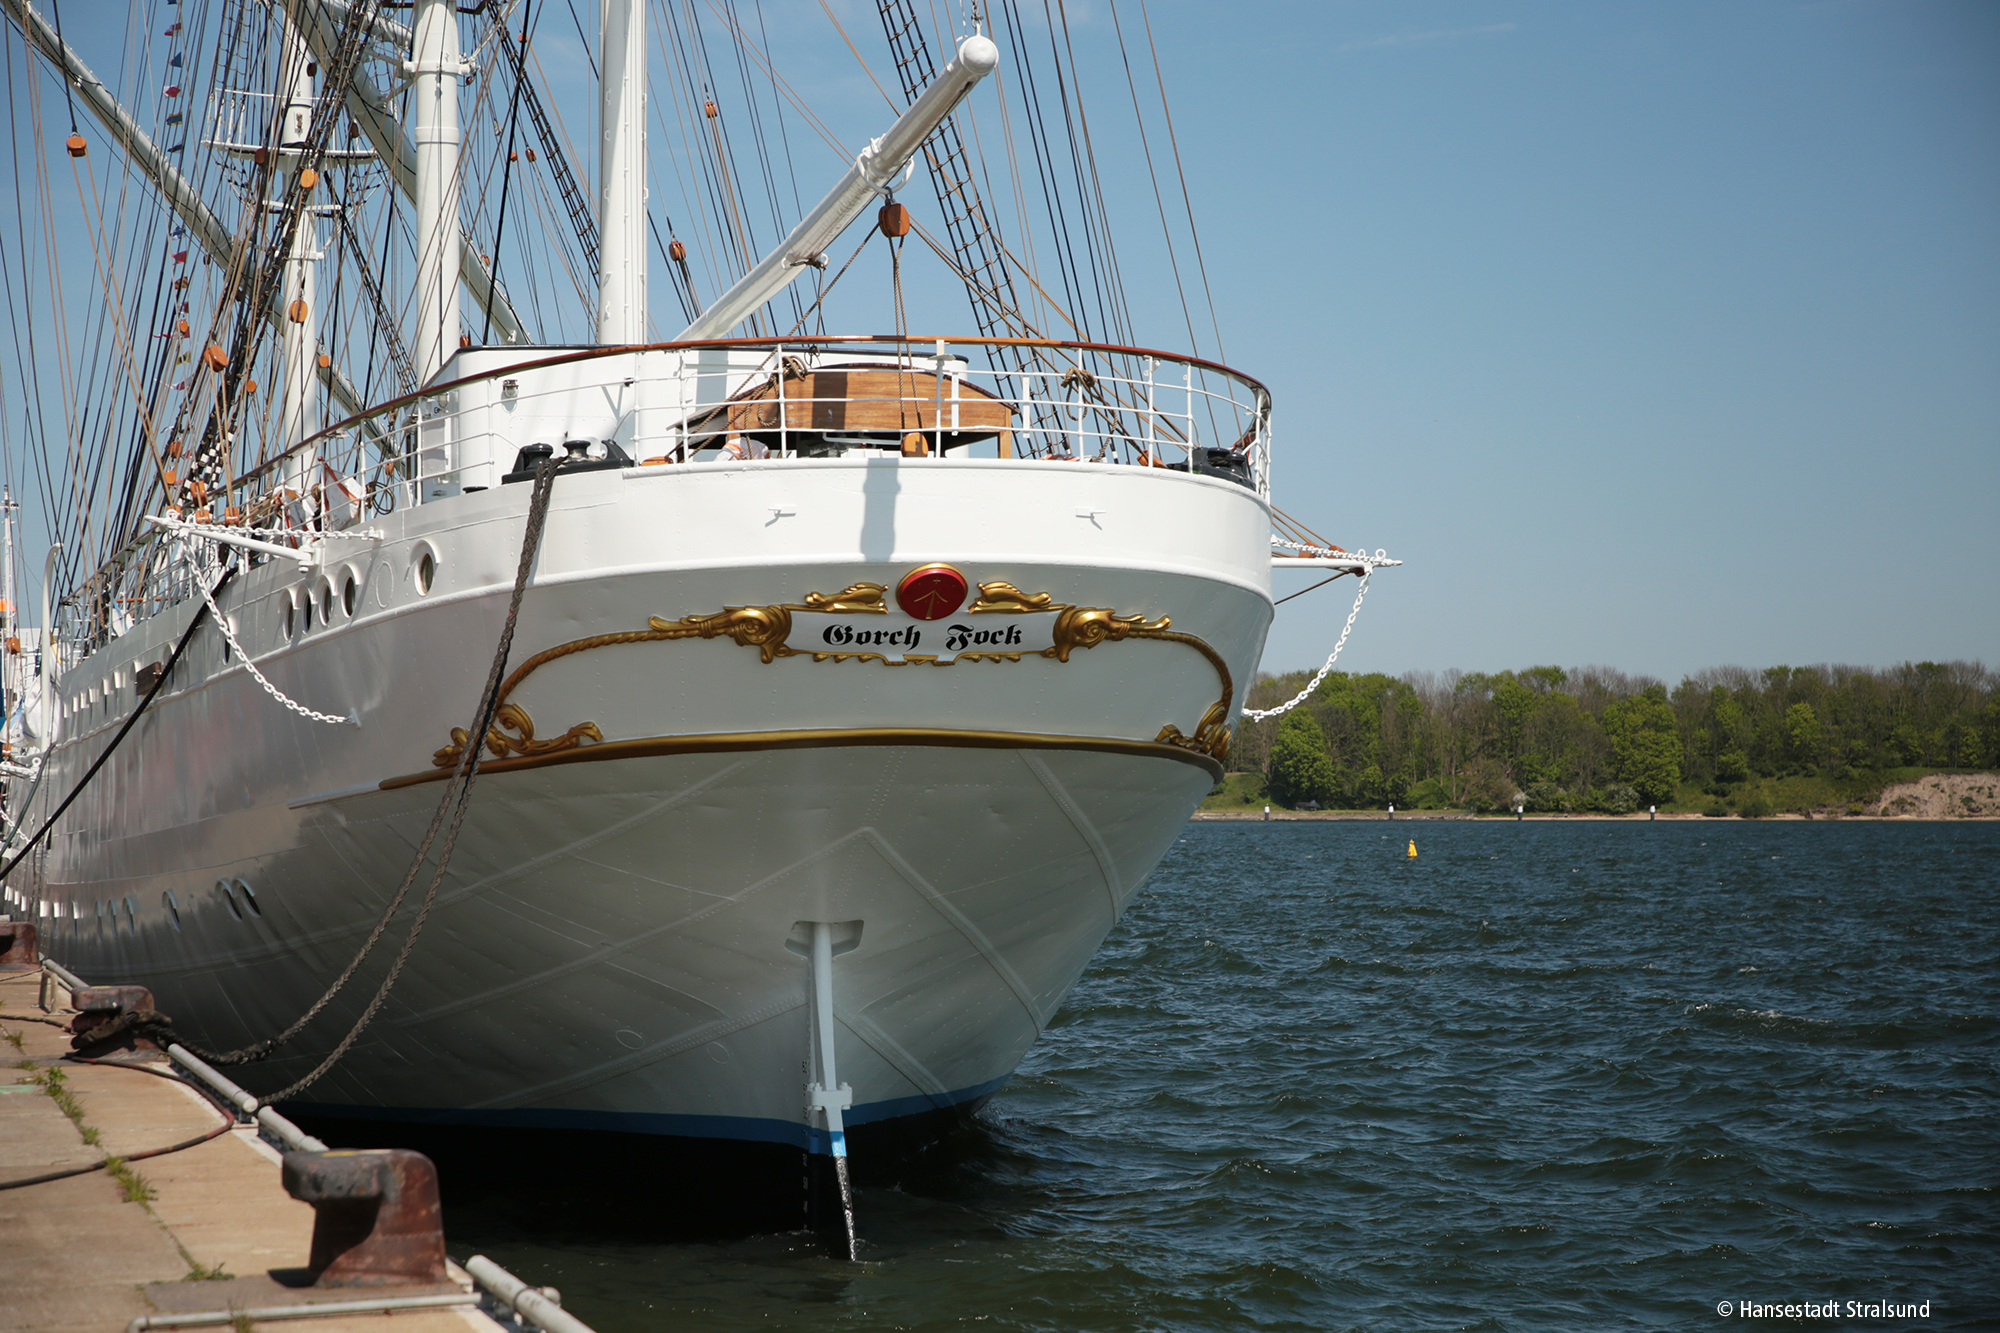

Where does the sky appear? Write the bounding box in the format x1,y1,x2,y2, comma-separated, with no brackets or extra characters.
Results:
1142,0,2000,683
7,0,1997,686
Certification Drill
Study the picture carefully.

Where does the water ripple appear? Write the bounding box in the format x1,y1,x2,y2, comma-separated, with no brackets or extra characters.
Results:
451,821,2000,1331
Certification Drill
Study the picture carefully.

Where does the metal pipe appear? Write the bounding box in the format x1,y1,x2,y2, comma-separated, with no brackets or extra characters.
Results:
126,1294,475,1331
811,922,838,1100
805,922,857,1258
142,515,319,570
465,1254,597,1333
677,34,998,340
37,960,323,1153
34,969,584,1331
165,1044,328,1152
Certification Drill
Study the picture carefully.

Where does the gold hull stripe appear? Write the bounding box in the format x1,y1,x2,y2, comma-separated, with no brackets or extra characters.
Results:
379,726,1225,792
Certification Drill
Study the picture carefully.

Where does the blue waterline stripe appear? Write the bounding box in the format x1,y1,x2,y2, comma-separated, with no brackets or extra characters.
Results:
285,1075,1010,1154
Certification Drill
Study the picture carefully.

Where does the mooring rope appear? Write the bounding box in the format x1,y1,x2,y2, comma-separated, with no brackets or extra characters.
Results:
71,459,563,1103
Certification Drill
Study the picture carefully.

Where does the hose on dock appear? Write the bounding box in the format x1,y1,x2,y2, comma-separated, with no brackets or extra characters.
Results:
0,1057,237,1191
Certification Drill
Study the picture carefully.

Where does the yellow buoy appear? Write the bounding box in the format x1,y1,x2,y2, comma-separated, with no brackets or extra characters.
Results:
1406,839,1418,859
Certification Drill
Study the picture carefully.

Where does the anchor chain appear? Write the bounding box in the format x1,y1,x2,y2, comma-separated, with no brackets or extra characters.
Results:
193,553,356,729
1241,569,1373,722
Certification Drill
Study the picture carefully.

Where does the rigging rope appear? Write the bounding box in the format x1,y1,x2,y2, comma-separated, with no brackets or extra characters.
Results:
70,457,565,1100
255,455,562,1102
484,0,532,346
44,0,74,135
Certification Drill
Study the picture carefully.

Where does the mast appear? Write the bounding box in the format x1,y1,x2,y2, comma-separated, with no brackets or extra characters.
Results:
0,487,15,759
410,0,462,381
598,0,647,343
277,23,320,469
286,0,525,346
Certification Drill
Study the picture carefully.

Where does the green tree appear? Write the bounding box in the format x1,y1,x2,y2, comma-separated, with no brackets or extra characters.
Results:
1267,712,1337,807
1604,685,1683,804
1784,702,1824,772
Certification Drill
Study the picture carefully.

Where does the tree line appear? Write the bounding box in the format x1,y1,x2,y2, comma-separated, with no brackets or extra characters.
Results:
1227,660,1999,813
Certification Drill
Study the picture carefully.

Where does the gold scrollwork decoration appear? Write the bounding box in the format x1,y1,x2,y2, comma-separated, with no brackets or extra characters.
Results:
967,581,1054,613
652,604,796,663
1047,606,1171,661
432,703,605,769
798,583,888,613
424,577,1237,769
1155,699,1234,763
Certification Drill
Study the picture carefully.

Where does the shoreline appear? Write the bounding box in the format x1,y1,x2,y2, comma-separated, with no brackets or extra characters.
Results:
1190,810,2000,823
1196,772,2000,823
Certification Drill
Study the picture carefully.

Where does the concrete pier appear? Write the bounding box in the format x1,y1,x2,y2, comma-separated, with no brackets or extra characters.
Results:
0,970,507,1333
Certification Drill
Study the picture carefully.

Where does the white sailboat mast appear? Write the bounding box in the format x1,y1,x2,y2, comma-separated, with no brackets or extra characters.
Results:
278,22,319,466
598,0,647,344
410,0,462,381
1,487,15,757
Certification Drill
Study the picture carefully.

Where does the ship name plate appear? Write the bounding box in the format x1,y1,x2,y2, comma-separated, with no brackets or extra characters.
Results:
792,611,1051,661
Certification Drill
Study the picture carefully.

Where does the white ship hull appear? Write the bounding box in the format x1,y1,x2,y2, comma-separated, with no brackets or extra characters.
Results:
21,455,1271,1148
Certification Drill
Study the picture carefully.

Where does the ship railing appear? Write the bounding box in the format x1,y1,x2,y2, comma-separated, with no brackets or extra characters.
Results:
56,339,1269,656
254,335,1272,516
51,520,215,671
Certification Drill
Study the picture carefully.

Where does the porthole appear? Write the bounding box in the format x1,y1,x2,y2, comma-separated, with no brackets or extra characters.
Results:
342,571,358,617
164,890,181,931
217,878,243,921
234,878,261,917
283,598,295,641
319,581,334,625
122,896,137,936
303,594,314,632
415,550,437,595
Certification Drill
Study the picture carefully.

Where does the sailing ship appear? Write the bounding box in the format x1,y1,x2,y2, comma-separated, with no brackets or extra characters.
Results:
0,0,1386,1240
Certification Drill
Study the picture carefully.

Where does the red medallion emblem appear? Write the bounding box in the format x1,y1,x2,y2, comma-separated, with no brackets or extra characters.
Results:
895,564,970,620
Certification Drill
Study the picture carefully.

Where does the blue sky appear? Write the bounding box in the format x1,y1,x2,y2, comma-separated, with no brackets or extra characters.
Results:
9,0,1996,686
1150,0,1999,681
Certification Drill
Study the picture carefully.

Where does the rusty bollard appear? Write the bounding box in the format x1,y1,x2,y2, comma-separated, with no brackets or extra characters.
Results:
0,922,36,967
68,985,160,1053
281,1149,449,1286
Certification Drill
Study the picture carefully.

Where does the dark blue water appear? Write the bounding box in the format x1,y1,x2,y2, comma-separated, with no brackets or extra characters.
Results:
456,822,1999,1330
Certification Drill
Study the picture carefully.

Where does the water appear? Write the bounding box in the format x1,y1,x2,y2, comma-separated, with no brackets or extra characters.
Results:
449,822,1999,1330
